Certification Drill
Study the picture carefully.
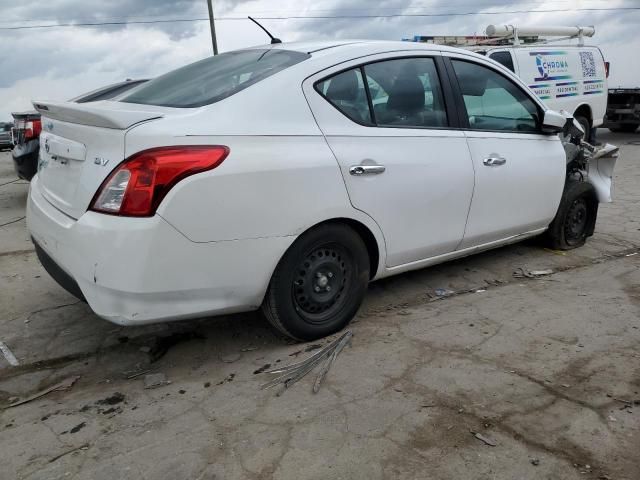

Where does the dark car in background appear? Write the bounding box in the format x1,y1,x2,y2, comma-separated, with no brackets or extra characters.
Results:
0,122,13,150
11,79,148,180
603,88,640,133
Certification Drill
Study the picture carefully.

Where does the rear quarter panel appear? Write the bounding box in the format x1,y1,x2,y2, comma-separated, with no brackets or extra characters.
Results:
155,134,363,242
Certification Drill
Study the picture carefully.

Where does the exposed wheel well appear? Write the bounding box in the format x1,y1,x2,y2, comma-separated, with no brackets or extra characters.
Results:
574,104,592,124
301,218,380,279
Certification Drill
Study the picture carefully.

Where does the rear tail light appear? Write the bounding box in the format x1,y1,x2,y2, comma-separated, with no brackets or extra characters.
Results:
90,145,229,217
605,61,610,78
24,119,42,140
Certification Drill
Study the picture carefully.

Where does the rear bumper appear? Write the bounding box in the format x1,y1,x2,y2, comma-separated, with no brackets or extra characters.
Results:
603,112,640,127
27,176,293,326
12,140,39,180
33,239,86,301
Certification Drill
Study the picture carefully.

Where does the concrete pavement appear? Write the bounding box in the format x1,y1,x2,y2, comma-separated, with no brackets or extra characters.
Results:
0,131,638,480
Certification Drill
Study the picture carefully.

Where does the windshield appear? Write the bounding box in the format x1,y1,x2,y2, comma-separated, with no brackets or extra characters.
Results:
74,80,149,103
120,49,309,108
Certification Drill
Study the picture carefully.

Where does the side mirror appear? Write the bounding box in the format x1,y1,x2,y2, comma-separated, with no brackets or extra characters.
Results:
541,110,567,134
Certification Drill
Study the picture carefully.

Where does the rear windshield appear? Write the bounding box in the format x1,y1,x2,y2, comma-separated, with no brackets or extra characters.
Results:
75,80,148,103
120,49,309,108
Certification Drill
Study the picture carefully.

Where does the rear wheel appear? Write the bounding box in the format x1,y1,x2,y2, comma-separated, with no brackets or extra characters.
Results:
546,181,598,250
262,224,370,341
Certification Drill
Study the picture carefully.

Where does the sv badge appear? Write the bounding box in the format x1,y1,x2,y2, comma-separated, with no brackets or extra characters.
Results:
94,157,109,167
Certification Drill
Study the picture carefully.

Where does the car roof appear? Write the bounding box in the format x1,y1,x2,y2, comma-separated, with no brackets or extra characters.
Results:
264,40,469,56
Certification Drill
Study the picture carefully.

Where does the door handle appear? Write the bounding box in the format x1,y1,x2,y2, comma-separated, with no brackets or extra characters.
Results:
483,155,507,166
349,165,386,176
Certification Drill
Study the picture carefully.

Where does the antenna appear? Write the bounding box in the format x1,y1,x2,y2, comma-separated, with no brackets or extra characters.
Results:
248,16,282,44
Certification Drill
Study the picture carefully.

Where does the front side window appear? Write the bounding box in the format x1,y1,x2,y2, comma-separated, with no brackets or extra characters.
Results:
121,49,309,108
452,60,540,133
364,58,447,128
489,51,515,72
316,68,372,125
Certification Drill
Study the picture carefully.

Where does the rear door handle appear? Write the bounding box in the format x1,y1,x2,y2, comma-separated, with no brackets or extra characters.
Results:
349,165,386,176
483,155,507,166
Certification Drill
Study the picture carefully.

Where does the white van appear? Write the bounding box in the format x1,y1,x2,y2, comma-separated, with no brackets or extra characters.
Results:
482,27,608,140
408,26,609,140
486,46,607,138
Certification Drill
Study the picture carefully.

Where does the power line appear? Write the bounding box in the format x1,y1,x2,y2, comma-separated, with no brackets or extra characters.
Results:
0,0,633,22
0,7,639,31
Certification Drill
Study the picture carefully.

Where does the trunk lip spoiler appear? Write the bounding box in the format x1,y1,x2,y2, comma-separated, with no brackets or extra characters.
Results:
31,100,164,130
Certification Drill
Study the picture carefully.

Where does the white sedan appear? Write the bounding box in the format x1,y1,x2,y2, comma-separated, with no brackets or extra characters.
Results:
27,40,614,340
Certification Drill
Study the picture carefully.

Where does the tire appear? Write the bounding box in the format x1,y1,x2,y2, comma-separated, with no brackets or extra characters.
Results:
574,115,591,141
620,124,638,133
261,223,370,341
546,181,598,250
609,124,638,133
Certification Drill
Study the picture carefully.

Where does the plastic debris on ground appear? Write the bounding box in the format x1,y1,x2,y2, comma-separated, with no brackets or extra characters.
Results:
471,430,497,446
513,267,554,278
434,288,455,297
143,372,169,389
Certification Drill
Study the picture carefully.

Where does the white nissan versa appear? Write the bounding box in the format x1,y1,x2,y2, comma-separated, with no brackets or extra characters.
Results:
27,41,614,340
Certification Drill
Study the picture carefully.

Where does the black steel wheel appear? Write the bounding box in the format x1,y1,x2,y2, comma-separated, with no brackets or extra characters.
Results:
563,197,588,246
292,245,351,322
546,181,598,250
262,223,370,341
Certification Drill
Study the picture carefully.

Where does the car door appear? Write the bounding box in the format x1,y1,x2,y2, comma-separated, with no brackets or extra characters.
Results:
444,55,566,249
304,54,475,267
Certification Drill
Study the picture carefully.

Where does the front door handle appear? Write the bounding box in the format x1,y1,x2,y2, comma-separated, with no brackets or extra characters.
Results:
483,155,507,166
349,165,386,176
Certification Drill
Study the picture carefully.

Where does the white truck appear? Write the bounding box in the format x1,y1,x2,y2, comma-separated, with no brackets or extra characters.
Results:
407,25,609,141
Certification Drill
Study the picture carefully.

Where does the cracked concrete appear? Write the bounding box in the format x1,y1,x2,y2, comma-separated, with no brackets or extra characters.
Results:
1,130,639,479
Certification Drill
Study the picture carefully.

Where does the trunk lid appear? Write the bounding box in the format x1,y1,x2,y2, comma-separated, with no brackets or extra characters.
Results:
32,100,166,219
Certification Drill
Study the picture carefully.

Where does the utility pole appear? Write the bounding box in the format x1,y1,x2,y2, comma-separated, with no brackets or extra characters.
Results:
207,0,219,55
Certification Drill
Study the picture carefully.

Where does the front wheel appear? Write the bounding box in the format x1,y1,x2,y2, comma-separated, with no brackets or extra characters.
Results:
545,181,598,250
262,224,370,341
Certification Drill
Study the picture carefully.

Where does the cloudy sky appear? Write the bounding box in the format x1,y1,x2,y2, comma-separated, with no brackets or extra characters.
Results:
1,0,639,121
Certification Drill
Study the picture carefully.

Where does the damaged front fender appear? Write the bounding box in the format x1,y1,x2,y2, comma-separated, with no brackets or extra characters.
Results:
587,144,618,203
558,111,619,203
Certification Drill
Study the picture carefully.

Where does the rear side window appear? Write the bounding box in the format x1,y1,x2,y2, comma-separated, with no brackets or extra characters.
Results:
489,51,515,72
364,57,447,128
316,69,373,125
121,49,309,108
316,57,448,129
